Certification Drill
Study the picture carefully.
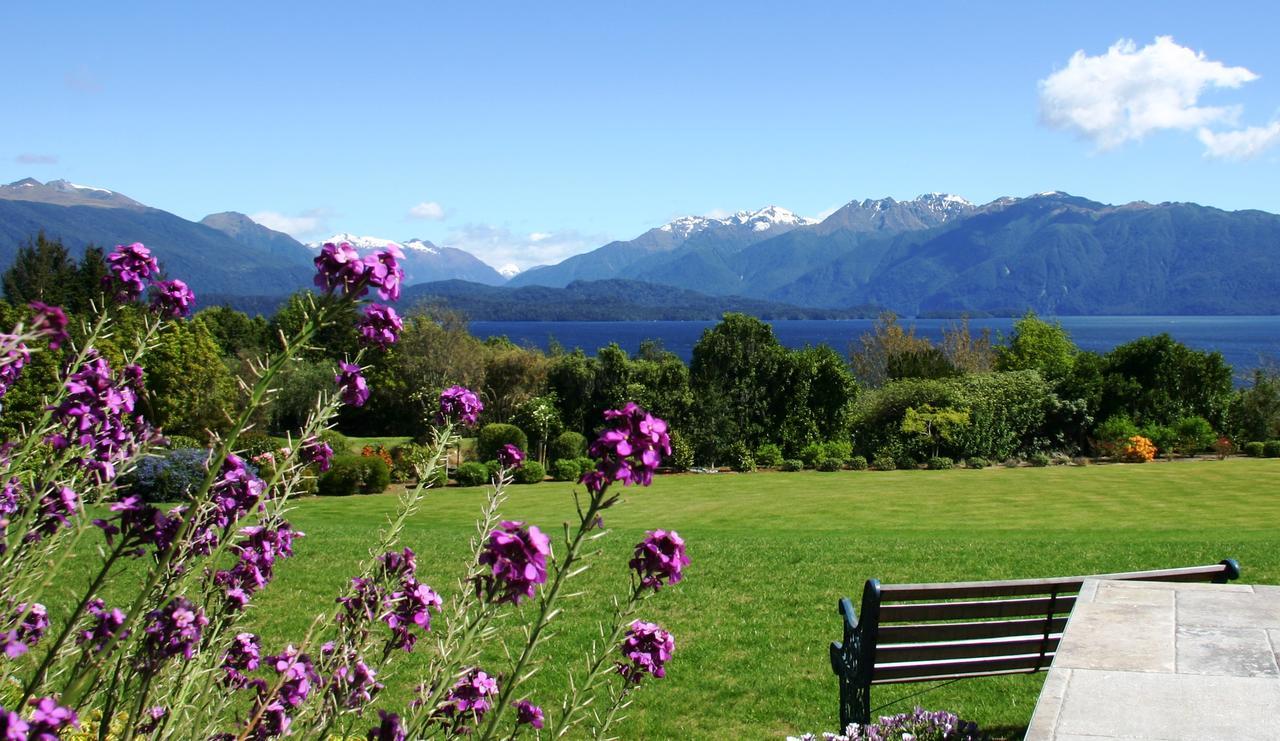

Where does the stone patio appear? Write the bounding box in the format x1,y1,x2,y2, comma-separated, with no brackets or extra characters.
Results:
1025,578,1280,740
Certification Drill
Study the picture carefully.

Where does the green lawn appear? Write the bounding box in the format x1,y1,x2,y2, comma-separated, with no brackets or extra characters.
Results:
213,460,1278,737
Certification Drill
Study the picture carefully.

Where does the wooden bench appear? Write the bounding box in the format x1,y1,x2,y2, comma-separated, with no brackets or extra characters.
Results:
828,559,1241,728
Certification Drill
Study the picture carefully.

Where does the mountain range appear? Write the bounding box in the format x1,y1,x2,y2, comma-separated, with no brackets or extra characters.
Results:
2,177,1278,315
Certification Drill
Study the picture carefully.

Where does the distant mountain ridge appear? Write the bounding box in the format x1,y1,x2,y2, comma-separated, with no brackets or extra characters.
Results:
303,233,506,286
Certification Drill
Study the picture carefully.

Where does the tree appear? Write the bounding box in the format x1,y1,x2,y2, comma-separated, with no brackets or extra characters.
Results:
2,232,80,308
481,338,548,424
196,305,269,357
269,290,360,361
1096,334,1233,429
547,350,598,436
512,395,562,465
850,312,939,387
996,311,1078,384
942,316,996,374
901,404,971,458
1226,369,1280,443
139,317,239,437
776,344,858,454
689,313,788,461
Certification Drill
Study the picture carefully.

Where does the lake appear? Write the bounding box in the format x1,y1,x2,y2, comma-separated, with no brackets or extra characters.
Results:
470,316,1280,378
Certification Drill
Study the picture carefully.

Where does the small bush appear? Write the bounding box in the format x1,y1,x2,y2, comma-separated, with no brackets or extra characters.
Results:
390,443,431,482
551,459,581,482
667,431,694,471
846,455,869,471
454,461,490,487
927,456,954,470
1093,415,1139,456
1027,452,1051,467
1243,441,1266,458
727,441,756,473
165,434,202,450
780,459,804,472
754,443,784,469
548,431,587,462
1139,424,1178,458
965,457,989,469
319,429,352,456
319,455,390,496
872,454,897,471
478,424,529,462
484,460,502,481
1122,435,1156,463
815,457,842,472
574,457,596,477
1265,440,1280,458
1002,458,1022,468
1174,416,1216,456
361,444,394,474
1212,436,1234,459
126,448,211,503
512,460,546,484
239,431,279,459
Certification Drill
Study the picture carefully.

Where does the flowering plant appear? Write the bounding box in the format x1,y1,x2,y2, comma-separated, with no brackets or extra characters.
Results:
788,706,982,741
0,240,687,739
1121,434,1156,462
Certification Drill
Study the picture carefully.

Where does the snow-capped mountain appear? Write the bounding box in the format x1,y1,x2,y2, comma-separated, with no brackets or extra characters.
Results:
658,206,818,238
0,177,144,209
303,233,504,286
497,264,521,279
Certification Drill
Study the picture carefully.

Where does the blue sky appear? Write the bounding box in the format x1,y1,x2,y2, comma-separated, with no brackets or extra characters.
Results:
3,2,1278,271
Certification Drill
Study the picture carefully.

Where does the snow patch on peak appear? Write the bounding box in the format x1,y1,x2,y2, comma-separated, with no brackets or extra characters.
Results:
658,205,817,238
402,238,440,255
917,192,973,206
498,264,520,279
306,233,404,252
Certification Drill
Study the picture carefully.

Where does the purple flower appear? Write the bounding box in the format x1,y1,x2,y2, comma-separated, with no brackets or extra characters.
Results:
77,598,129,655
299,435,334,472
313,242,368,297
330,654,383,709
366,710,406,741
477,521,550,605
221,632,261,689
0,340,30,400
2,603,48,659
362,246,404,302
25,697,79,739
357,303,403,349
50,353,158,485
630,529,689,592
210,454,266,528
104,242,160,301
335,361,370,407
383,579,442,652
497,444,525,469
616,620,674,683
266,645,320,708
437,668,499,731
151,279,196,318
141,597,208,667
337,577,384,626
28,302,69,349
27,486,78,542
1,707,29,738
582,403,671,494
136,706,168,735
514,700,544,729
93,495,180,558
0,477,20,556
214,523,301,612
438,385,483,426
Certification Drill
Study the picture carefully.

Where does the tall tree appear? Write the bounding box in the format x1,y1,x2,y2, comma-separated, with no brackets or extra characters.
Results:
996,311,1078,384
2,232,79,308
689,313,788,460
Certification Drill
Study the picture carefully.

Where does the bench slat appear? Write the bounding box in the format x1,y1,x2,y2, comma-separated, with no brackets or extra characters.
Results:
878,616,1069,644
871,665,1051,685
875,635,1060,663
872,653,1048,682
879,595,1076,623
878,564,1232,602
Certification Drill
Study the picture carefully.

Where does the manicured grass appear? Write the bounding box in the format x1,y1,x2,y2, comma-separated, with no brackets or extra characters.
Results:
96,459,1280,737
345,435,413,451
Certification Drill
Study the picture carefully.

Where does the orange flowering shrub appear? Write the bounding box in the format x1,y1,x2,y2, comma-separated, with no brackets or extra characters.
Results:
361,444,394,470
1121,434,1156,462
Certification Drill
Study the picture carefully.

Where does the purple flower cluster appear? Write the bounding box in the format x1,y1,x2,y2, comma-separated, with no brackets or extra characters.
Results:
215,523,301,612
513,700,545,729
1,603,48,659
0,697,79,739
0,338,30,399
26,486,78,543
210,454,267,528
245,645,320,738
477,521,551,605
105,242,161,301
28,302,69,350
151,279,196,318
357,303,403,349
329,651,383,709
141,596,208,668
438,385,483,426
497,444,524,469
93,495,180,558
313,242,404,302
220,632,261,689
338,548,441,652
436,668,499,732
582,403,671,494
616,620,675,684
630,529,689,592
335,361,370,407
0,477,19,555
76,598,129,655
299,435,334,472
789,706,981,741
366,710,406,741
49,353,157,484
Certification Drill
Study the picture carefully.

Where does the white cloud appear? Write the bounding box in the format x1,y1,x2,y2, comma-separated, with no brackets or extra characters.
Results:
249,208,333,239
407,201,446,221
1198,122,1280,160
443,224,607,271
14,153,58,165
703,208,732,219
1039,36,1259,150
814,204,841,221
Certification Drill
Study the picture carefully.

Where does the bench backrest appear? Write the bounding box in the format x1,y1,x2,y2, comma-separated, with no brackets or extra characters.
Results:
861,559,1240,685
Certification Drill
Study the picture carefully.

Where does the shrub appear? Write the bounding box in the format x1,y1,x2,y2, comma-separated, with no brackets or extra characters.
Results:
165,434,202,450
815,457,842,472
319,428,352,456
1243,441,1266,458
927,456,954,470
1265,440,1280,458
1174,415,1216,456
754,443,784,469
800,440,853,469
1212,436,1234,459
512,460,546,484
798,442,825,468
484,460,502,481
780,459,804,472
727,441,756,473
1027,452,1051,467
318,455,390,496
1002,458,1022,468
239,431,279,459
548,431,587,462
965,457,989,469
871,453,897,471
125,448,211,503
668,430,694,471
575,457,596,477
454,461,490,487
1139,424,1177,458
390,442,430,482
1121,435,1156,463
847,455,869,471
551,458,581,482
361,444,394,472
478,423,529,462
1092,415,1139,457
